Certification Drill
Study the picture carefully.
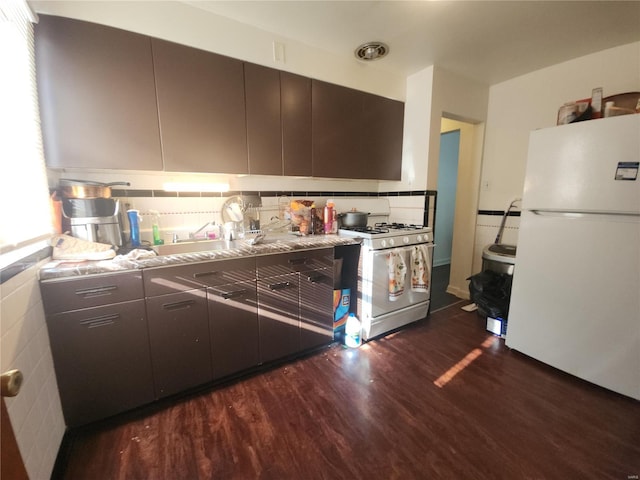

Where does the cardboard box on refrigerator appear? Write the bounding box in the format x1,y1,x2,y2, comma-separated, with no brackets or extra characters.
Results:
333,288,350,333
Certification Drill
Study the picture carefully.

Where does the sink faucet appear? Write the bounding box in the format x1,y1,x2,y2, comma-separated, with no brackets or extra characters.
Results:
190,221,216,240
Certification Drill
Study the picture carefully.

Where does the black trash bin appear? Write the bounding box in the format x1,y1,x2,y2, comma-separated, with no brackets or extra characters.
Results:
467,270,513,320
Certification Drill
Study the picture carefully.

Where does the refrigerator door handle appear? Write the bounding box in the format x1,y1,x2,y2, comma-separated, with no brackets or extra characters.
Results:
531,210,640,222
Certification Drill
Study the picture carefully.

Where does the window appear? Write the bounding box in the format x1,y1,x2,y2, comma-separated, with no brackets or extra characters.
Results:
0,0,52,256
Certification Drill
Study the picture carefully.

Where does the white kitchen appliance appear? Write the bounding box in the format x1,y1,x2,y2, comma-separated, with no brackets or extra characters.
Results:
506,114,640,400
339,223,434,340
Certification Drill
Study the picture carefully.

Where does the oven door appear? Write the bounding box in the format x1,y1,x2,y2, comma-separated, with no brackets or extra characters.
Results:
367,244,433,318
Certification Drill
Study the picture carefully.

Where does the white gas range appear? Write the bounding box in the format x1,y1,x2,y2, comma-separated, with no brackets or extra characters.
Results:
339,223,434,341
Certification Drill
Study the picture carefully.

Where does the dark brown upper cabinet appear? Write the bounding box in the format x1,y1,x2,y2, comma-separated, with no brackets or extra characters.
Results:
311,80,364,179
35,15,163,170
281,72,312,177
311,80,403,181
362,92,404,181
244,63,282,175
152,39,248,174
244,66,312,177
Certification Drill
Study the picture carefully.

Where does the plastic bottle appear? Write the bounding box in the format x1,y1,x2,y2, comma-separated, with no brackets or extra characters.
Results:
323,202,334,234
150,210,163,245
310,204,316,235
345,313,362,348
331,209,338,234
127,209,142,247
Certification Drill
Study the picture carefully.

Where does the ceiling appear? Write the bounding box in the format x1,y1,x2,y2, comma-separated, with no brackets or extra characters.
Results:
185,1,640,85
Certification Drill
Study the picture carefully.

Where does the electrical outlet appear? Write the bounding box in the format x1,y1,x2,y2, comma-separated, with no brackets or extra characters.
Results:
273,41,286,63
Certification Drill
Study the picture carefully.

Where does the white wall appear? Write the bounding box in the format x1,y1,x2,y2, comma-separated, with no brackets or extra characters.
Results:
474,41,640,273
1,261,66,480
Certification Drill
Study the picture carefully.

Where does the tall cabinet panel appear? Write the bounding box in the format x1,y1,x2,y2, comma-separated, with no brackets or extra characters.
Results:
35,15,162,170
245,63,282,175
282,72,312,177
152,39,248,174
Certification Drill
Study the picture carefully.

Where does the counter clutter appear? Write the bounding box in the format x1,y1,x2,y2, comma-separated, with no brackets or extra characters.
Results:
39,234,360,280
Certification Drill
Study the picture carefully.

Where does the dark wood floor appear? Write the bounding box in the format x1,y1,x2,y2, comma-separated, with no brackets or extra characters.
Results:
56,305,640,480
430,263,464,312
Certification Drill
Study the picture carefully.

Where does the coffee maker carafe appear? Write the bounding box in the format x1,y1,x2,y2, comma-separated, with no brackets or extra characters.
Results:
62,198,123,247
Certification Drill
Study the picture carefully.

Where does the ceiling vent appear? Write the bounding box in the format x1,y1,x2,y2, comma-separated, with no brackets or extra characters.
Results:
354,42,389,61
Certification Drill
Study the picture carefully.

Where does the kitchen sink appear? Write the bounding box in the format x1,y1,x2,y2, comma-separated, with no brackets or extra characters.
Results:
151,237,284,256
152,239,241,256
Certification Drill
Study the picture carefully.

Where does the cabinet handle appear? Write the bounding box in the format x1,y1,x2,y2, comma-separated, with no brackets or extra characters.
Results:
75,285,117,298
268,281,293,291
221,289,248,300
193,271,221,279
79,313,119,329
307,273,325,283
288,258,307,266
162,299,196,310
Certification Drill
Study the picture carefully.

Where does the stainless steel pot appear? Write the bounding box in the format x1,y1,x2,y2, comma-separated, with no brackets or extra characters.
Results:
59,179,130,199
338,210,369,228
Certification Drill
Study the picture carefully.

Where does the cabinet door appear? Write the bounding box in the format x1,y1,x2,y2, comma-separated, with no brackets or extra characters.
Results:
146,289,212,398
152,39,248,174
311,80,364,179
35,15,162,170
282,72,312,176
299,268,334,350
208,281,259,379
257,273,300,364
245,63,282,175
361,93,404,181
46,300,154,427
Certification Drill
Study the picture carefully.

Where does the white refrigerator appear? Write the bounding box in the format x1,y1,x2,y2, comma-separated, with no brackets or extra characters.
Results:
506,114,640,400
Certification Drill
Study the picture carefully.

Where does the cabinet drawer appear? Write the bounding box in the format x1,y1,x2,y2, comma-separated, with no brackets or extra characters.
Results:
143,257,256,296
256,248,333,277
40,272,144,314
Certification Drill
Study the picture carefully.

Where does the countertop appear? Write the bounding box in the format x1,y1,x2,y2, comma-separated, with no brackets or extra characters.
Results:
39,234,361,281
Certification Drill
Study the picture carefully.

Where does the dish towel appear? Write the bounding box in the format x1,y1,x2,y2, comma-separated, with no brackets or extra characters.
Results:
410,245,430,292
387,249,406,301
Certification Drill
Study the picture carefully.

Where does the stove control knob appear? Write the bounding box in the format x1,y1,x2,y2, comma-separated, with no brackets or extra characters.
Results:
403,236,410,244
417,234,423,242
389,238,395,247
380,240,387,248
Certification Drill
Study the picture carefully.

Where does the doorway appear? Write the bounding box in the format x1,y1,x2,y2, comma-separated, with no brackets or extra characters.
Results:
431,117,485,306
431,130,462,311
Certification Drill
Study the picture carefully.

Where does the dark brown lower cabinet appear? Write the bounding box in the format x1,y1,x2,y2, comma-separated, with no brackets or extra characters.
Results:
299,268,334,350
45,299,155,427
208,281,260,379
257,273,301,364
146,289,213,398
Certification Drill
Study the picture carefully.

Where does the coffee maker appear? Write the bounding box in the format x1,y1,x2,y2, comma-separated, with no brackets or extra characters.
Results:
62,198,123,247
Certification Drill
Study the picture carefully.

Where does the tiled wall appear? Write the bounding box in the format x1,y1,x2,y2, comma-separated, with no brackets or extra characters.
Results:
0,259,65,480
108,189,436,244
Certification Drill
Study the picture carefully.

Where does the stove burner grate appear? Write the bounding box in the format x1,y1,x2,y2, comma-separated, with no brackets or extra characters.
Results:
374,222,426,231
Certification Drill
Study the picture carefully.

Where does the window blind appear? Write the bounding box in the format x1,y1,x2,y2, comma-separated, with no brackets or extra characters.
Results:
0,0,52,254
